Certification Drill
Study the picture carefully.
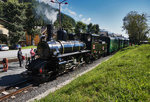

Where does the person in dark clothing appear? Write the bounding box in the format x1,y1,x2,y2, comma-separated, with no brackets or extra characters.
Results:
17,48,22,67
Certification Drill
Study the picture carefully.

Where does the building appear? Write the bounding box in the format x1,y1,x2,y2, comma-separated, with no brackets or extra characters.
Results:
0,24,8,36
0,24,8,43
0,18,9,43
25,33,40,46
25,26,47,46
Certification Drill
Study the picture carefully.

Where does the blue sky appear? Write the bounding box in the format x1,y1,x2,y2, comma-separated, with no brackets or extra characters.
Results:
39,0,150,37
61,0,150,37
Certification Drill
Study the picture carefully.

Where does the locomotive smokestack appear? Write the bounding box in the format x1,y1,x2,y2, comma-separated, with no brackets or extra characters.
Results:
47,24,53,41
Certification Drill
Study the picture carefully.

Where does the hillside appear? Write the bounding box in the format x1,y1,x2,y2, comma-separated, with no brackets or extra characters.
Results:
39,45,150,102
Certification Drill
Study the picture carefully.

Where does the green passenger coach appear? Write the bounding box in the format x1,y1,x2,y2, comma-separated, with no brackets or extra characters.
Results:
100,33,129,54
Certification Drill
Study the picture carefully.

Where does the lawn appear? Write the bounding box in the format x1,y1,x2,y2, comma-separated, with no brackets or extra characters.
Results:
22,46,37,49
39,45,150,102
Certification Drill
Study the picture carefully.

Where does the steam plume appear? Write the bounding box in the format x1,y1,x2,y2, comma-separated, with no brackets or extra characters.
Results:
34,0,58,24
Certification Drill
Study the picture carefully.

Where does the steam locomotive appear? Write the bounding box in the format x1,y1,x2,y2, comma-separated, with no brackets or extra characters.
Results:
25,25,129,82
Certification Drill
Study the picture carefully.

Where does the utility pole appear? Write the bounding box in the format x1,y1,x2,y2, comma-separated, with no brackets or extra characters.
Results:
51,0,68,29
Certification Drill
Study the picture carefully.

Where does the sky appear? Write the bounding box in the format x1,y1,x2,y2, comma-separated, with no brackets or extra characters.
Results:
39,0,150,37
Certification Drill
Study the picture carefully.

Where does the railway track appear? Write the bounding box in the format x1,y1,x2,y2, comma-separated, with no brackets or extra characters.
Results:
0,80,33,101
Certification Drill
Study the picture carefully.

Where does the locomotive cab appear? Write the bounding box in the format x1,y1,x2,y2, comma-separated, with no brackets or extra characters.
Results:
80,34,107,59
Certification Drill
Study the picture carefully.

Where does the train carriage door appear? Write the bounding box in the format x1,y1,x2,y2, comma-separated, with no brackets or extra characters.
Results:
91,34,100,59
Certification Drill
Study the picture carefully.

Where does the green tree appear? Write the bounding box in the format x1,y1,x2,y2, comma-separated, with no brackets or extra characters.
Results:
62,13,76,33
2,1,26,45
87,23,93,33
0,1,3,17
123,11,149,44
54,13,76,33
0,35,7,44
91,25,97,34
94,24,100,34
87,23,100,34
24,2,41,45
75,21,86,34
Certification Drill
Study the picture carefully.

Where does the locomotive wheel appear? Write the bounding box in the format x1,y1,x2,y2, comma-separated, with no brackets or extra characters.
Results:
76,55,84,67
48,72,57,81
95,54,99,60
98,54,101,59
70,66,76,71
103,53,106,57
85,54,91,64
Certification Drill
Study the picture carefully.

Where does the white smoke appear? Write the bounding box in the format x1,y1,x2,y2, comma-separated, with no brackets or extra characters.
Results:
35,0,58,24
45,9,58,24
38,0,58,8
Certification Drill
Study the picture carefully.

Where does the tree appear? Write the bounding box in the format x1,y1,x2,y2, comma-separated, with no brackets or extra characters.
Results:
123,11,149,44
0,1,3,17
2,1,26,45
87,23,93,33
87,23,100,34
0,35,7,44
25,2,41,45
94,24,100,34
91,24,98,34
61,13,76,33
75,21,86,34
54,13,76,33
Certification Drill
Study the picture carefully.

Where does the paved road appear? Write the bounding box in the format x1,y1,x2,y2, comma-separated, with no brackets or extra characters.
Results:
0,49,31,60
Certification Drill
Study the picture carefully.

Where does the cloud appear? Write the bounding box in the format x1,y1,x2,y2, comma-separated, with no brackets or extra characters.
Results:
67,9,77,16
81,18,92,24
62,8,77,16
38,0,58,8
79,14,83,18
38,0,92,24
62,8,92,24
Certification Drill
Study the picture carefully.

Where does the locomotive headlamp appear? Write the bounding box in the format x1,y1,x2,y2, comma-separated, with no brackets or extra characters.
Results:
53,48,60,56
87,36,91,42
53,51,58,56
39,68,43,74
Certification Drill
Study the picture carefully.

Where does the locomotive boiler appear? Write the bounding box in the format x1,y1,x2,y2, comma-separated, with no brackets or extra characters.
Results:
37,40,86,59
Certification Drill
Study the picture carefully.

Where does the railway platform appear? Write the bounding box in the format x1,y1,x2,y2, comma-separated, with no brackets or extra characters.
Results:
0,61,26,89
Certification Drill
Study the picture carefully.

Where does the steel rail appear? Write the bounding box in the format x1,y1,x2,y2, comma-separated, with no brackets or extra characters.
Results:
0,84,33,101
0,80,29,93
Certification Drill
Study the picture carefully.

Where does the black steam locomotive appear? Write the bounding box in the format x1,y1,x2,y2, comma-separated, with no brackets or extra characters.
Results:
25,25,128,82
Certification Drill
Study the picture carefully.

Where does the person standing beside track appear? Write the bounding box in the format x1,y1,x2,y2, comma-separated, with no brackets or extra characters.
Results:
17,48,23,67
30,48,35,61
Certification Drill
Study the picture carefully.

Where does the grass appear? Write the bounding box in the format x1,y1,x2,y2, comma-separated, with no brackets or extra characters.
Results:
21,46,37,49
38,44,150,102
